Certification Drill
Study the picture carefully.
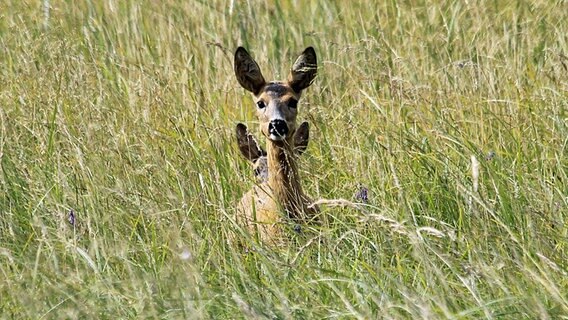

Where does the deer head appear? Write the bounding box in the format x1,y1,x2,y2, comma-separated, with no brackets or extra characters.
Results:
234,47,317,143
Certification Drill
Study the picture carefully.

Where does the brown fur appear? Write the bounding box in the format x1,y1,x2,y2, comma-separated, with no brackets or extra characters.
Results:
236,122,310,183
234,47,318,244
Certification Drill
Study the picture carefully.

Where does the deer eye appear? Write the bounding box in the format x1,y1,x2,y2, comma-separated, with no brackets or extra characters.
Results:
288,99,298,109
256,101,266,109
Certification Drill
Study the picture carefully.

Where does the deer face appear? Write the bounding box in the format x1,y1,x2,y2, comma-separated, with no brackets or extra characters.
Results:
234,47,317,142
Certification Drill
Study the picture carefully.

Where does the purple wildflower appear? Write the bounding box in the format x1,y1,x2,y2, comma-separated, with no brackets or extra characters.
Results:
68,210,76,227
354,185,369,203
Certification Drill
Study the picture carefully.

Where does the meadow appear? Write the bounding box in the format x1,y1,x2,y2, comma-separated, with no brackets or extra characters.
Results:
0,0,567,318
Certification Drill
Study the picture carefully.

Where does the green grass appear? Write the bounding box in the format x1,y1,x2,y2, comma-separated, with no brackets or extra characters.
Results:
1,0,567,318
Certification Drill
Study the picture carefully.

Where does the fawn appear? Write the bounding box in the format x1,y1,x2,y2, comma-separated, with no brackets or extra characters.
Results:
234,46,318,244
236,121,310,182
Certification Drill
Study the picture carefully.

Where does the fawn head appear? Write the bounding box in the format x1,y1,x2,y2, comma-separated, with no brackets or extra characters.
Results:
236,122,310,181
234,47,317,143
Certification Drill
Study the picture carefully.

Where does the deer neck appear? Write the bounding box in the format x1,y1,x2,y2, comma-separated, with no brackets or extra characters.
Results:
266,137,306,217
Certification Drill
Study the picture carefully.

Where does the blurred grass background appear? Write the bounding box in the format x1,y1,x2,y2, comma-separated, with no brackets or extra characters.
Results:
0,0,567,318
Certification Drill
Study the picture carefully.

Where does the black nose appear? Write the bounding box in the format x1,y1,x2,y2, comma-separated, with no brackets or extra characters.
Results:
268,119,289,137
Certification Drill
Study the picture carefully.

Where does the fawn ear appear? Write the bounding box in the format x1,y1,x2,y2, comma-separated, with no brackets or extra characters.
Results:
236,123,266,162
234,47,266,95
293,121,310,155
288,47,317,93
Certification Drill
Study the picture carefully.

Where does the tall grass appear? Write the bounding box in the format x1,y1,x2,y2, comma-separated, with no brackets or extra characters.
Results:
0,0,566,318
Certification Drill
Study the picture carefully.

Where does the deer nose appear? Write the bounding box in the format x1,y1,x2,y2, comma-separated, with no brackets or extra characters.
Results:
268,119,289,138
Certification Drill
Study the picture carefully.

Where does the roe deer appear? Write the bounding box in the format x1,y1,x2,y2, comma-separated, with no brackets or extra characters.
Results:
234,46,318,244
236,121,310,182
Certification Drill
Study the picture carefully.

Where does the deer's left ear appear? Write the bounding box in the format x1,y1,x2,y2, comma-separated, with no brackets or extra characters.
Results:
287,47,317,93
293,121,310,155
234,47,266,95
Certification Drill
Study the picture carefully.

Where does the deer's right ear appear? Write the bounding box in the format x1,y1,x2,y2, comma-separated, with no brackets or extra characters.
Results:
293,121,310,155
236,123,266,162
234,47,266,95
